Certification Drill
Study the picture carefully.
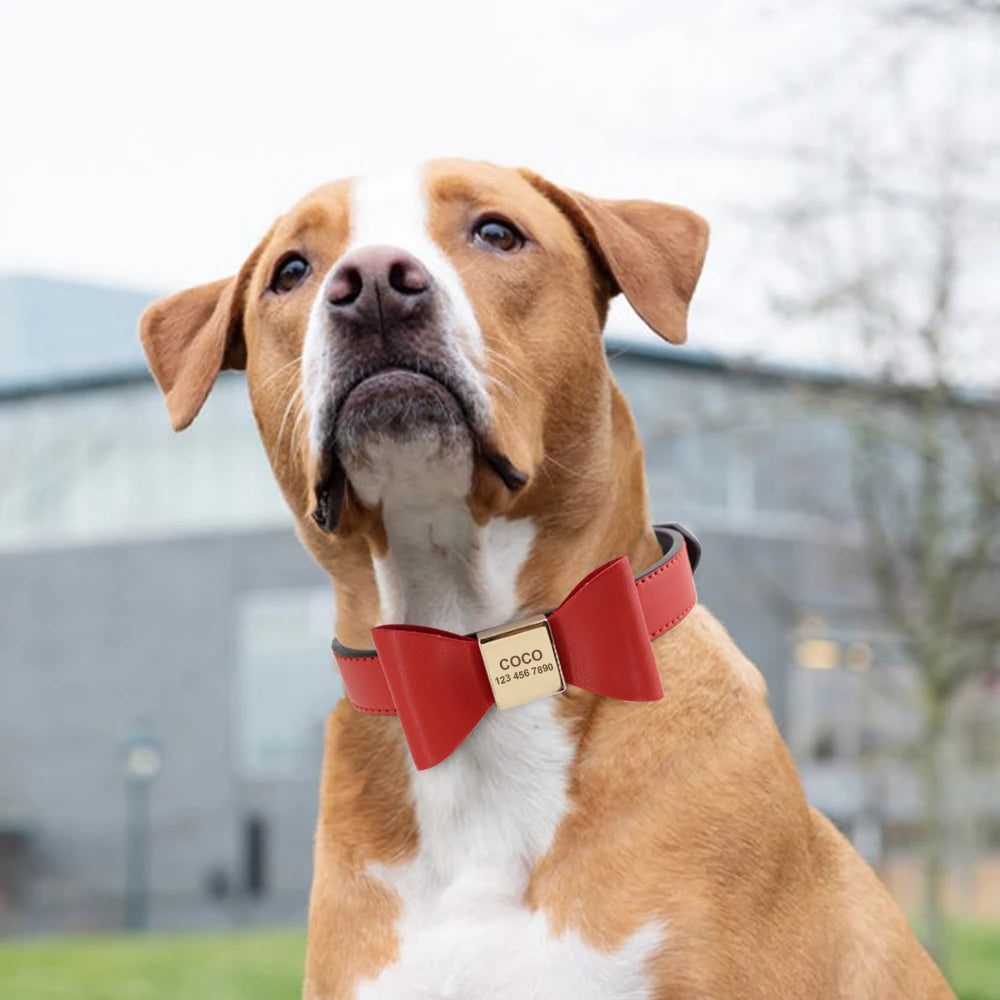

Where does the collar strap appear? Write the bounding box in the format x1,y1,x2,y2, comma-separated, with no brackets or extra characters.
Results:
333,523,700,769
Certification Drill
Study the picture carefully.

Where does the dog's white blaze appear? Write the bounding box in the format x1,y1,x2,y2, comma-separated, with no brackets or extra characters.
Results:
349,166,484,359
305,163,664,996
301,163,488,461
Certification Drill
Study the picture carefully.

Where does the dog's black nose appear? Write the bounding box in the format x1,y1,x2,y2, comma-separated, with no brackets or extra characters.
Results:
326,245,431,326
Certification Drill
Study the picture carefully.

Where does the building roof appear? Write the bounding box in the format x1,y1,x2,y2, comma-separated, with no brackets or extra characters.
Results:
0,273,154,395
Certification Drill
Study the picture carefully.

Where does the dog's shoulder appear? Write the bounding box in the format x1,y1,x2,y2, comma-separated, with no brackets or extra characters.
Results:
664,603,769,699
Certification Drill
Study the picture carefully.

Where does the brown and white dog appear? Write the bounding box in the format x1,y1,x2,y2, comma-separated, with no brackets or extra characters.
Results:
139,159,952,999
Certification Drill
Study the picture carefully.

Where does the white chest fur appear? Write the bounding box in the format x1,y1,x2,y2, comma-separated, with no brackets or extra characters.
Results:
351,511,664,999
355,699,663,1000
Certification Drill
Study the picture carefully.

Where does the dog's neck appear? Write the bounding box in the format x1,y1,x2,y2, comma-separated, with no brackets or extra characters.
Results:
334,381,661,641
373,501,536,633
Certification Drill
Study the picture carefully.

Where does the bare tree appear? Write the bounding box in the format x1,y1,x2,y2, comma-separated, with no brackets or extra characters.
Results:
764,2,1000,970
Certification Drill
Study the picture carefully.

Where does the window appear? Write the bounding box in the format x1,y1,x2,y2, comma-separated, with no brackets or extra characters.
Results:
235,588,343,780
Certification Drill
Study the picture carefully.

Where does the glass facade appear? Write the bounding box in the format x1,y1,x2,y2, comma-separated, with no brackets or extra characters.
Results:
235,587,343,781
0,375,289,551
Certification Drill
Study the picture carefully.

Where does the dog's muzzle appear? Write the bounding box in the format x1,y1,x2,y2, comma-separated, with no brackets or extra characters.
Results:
308,244,528,532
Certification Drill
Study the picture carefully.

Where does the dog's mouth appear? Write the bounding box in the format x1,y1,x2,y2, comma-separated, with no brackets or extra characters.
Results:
311,359,528,533
339,363,466,430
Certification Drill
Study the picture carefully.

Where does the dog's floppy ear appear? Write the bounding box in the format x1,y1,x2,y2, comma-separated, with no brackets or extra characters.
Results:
520,170,709,345
139,277,246,430
139,224,277,431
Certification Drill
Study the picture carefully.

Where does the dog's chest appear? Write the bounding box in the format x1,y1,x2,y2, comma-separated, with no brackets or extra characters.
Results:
354,701,663,1000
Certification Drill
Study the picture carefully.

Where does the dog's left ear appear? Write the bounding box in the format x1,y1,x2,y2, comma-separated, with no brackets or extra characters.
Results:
520,170,709,345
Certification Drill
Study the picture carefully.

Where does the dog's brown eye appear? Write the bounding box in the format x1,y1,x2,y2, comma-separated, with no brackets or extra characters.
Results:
474,219,524,252
271,254,310,293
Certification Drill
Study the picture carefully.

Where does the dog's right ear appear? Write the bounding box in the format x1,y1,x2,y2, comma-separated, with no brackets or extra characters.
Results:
139,276,247,432
139,223,277,431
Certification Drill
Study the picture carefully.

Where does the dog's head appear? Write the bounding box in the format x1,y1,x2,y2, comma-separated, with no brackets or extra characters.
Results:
140,159,707,550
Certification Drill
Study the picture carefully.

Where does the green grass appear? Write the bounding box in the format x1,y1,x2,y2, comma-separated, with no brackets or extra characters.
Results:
948,919,1000,1000
0,921,995,999
0,927,306,999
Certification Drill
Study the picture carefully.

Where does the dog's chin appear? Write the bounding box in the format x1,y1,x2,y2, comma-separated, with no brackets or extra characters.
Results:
311,369,530,533
328,369,476,514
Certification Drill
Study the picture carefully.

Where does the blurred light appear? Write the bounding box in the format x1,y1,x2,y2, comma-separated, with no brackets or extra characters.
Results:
124,744,162,782
795,638,840,670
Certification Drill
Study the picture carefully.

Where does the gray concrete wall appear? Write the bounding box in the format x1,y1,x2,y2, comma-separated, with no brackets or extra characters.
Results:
0,529,328,932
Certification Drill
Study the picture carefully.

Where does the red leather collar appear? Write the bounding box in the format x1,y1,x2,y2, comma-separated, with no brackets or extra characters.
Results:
333,524,700,769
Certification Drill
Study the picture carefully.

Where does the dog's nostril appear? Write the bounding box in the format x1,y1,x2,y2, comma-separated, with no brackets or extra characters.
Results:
388,260,429,296
326,247,429,318
328,266,363,307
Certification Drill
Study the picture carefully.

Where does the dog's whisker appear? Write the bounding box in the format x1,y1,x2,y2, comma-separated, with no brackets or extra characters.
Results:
542,450,598,483
289,404,310,465
288,400,310,462
257,355,303,393
482,351,544,398
273,385,303,467
481,372,535,444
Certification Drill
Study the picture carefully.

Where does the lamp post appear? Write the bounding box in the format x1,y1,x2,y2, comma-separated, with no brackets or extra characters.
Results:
121,725,161,931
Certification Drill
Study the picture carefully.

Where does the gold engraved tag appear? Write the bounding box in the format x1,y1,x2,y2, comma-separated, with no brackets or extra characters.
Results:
477,614,566,711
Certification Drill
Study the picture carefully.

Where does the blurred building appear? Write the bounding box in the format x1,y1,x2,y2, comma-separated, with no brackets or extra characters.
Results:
0,273,997,933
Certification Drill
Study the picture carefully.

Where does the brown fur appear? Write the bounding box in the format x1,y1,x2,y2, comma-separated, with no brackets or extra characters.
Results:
139,159,953,999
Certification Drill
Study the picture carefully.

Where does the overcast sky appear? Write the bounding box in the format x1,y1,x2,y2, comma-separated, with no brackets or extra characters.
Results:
1,1,993,372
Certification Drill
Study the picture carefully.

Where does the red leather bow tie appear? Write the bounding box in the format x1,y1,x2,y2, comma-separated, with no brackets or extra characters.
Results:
333,524,700,770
